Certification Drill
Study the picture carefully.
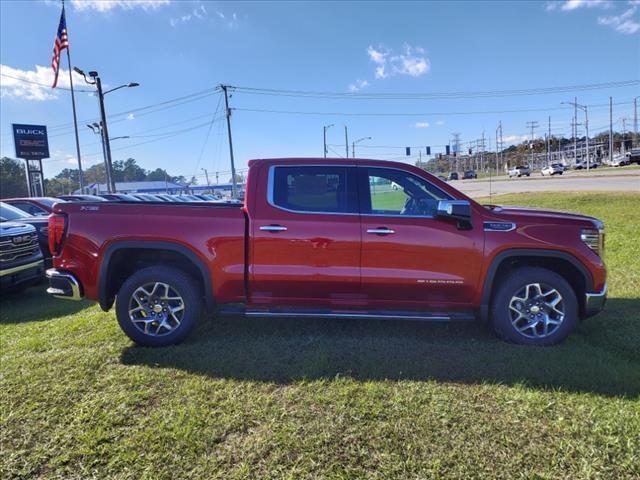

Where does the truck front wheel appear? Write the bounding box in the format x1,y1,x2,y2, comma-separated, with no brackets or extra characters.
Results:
491,267,578,346
115,266,202,347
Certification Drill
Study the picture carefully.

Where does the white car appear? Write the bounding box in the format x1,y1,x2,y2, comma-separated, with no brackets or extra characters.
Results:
541,164,564,176
608,155,628,167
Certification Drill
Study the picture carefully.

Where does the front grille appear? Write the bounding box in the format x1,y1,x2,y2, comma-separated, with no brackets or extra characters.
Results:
0,233,40,262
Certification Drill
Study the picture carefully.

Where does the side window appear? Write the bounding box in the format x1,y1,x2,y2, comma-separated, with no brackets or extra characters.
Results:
365,168,451,217
11,202,45,216
271,166,357,214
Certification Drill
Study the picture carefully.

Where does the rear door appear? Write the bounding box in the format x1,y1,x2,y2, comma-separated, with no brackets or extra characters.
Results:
359,166,483,309
249,164,362,307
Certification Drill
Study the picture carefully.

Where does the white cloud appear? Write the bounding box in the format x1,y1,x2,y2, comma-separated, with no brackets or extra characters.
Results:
69,0,170,12
0,64,86,101
215,11,239,29
598,6,640,34
415,122,430,128
546,0,612,11
347,79,369,92
126,113,135,120
170,4,206,27
436,120,445,126
367,44,430,79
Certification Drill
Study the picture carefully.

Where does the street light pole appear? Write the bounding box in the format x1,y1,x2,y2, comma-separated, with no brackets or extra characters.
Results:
75,67,139,194
344,126,349,158
352,137,372,158
323,124,334,158
93,75,117,193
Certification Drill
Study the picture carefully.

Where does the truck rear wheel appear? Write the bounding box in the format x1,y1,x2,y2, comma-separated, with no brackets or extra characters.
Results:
115,266,202,347
491,267,578,346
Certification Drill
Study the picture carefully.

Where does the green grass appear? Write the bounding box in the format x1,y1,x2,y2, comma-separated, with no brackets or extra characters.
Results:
1,192,639,479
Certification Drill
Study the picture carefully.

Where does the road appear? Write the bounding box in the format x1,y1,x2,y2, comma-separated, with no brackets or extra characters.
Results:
455,169,639,198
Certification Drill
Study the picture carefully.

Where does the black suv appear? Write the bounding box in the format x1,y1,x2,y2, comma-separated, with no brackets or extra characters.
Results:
0,222,44,292
462,170,477,179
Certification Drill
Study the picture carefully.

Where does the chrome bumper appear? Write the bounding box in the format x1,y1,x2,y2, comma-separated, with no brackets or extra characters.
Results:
585,283,607,318
46,268,83,300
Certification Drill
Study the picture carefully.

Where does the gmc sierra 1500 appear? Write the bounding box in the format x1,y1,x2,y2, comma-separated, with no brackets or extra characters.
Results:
46,158,606,346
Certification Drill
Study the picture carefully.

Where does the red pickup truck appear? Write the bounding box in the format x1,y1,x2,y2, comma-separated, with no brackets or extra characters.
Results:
46,158,607,347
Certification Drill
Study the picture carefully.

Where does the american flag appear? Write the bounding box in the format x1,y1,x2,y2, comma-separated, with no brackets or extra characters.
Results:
51,7,69,89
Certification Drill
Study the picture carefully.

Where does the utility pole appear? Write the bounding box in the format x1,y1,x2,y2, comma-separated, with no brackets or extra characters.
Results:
621,117,628,154
451,133,461,172
344,125,349,158
495,122,502,175
573,96,578,163
547,116,551,165
634,97,638,147
526,120,539,167
609,97,614,164
201,168,210,185
221,85,238,198
215,171,219,184
584,105,590,170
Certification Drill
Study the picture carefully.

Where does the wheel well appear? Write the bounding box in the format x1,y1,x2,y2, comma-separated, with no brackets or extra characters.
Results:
490,256,588,317
100,247,208,311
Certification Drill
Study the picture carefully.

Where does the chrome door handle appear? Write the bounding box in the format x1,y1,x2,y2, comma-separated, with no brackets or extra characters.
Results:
367,228,395,235
260,225,288,232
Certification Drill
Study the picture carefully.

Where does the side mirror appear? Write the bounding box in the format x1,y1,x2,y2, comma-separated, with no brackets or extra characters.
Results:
437,200,472,223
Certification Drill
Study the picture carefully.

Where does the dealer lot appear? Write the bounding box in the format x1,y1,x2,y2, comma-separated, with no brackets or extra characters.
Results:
1,191,639,479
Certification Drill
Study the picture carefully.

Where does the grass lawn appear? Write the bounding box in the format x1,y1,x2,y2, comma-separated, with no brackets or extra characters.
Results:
1,192,639,479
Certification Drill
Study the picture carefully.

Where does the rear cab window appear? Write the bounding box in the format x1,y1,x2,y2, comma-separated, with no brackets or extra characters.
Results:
269,166,358,214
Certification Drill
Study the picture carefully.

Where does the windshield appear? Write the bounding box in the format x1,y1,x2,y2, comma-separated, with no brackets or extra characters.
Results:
0,202,33,221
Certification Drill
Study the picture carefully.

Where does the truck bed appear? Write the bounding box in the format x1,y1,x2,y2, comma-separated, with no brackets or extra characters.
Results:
52,201,247,306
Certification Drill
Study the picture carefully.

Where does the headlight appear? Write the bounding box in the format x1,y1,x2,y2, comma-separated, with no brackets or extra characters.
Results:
581,225,605,257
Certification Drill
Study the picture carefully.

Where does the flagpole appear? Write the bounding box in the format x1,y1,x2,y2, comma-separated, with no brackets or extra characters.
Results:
63,2,84,193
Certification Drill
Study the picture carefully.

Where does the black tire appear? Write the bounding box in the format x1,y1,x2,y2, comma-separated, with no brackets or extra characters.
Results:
491,267,578,346
115,266,203,347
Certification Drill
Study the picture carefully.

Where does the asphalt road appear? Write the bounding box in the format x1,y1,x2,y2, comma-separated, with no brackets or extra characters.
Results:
454,169,640,198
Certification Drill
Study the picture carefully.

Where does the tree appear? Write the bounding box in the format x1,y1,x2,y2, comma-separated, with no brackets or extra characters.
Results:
0,157,28,199
45,177,76,196
84,163,108,184
145,168,170,181
228,172,244,184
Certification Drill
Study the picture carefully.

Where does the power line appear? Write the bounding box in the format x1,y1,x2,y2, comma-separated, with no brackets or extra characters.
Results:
233,100,632,118
231,80,640,100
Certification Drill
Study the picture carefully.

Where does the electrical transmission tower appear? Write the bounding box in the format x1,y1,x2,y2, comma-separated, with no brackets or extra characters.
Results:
526,120,539,167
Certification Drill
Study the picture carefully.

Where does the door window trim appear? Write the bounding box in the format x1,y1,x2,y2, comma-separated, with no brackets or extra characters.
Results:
267,164,360,216
359,166,453,219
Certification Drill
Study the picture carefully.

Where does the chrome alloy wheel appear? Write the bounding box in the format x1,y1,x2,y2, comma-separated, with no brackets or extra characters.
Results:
508,283,565,339
128,282,185,337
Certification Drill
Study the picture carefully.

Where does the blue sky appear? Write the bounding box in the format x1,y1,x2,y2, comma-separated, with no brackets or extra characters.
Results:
1,0,638,183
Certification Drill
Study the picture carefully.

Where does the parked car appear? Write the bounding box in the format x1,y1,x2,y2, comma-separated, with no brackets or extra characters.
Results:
99,194,141,202
607,155,629,167
437,175,448,182
58,194,108,202
46,158,606,348
0,202,50,264
508,166,531,178
626,148,640,164
462,170,477,179
4,197,65,216
0,222,44,292
541,164,564,176
574,160,599,170
448,172,459,180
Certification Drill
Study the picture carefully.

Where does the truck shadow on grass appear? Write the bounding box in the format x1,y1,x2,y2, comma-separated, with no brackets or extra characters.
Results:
120,298,640,398
0,284,93,323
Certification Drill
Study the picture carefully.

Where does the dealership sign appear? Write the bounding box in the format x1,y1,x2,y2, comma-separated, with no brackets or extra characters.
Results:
12,124,50,159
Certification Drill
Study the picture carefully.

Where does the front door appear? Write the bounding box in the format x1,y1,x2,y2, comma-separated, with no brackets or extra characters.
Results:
359,166,483,310
250,164,362,307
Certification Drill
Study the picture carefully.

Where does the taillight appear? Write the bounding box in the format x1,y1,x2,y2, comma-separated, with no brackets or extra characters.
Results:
48,214,67,256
